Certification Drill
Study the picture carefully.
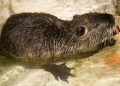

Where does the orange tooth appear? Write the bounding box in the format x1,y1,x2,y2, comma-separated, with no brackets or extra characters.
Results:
116,25,120,32
113,25,120,34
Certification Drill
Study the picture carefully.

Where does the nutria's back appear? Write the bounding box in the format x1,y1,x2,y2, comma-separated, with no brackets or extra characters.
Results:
0,12,116,65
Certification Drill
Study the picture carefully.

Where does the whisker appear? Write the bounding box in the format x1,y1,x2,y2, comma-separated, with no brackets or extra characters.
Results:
104,38,106,46
109,27,112,43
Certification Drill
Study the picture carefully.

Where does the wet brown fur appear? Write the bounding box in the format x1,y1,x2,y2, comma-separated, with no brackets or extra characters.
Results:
0,12,115,66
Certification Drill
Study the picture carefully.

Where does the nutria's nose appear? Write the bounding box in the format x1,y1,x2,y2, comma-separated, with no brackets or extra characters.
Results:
107,15,115,26
109,13,115,18
111,15,115,19
99,14,115,25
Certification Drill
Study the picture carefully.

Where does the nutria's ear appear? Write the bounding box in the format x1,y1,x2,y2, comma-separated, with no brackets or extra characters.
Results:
73,14,80,20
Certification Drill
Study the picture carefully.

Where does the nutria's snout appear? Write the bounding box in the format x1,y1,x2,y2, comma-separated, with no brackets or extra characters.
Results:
72,13,119,52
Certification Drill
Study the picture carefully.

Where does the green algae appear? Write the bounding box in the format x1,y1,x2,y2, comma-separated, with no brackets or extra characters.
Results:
115,0,120,16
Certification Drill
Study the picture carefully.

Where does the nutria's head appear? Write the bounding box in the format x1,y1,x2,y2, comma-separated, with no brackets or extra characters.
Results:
70,13,118,52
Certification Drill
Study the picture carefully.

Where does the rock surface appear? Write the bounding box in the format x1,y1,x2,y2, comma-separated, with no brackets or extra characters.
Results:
1,0,120,86
115,0,120,15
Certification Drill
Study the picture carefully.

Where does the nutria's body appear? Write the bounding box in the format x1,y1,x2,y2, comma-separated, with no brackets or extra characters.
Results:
0,12,118,81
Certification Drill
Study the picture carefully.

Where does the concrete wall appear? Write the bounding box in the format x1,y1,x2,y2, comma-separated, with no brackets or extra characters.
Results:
0,0,115,23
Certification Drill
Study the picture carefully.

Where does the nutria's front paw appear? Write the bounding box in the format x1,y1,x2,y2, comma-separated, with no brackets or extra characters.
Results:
42,63,74,82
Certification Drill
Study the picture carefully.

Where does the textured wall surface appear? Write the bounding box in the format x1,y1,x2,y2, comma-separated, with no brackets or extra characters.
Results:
116,0,120,15
0,0,115,24
1,0,120,86
0,0,115,35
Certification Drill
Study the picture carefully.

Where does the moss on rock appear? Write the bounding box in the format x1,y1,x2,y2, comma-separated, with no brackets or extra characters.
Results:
115,0,120,15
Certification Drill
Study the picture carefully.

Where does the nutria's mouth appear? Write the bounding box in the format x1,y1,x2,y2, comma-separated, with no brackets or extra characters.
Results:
110,25,120,39
102,25,120,44
113,25,120,35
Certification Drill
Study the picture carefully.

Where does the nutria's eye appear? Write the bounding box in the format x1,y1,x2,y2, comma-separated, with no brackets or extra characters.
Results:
75,26,88,36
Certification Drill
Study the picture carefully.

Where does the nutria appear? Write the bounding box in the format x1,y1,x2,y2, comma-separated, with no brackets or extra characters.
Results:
0,12,119,81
